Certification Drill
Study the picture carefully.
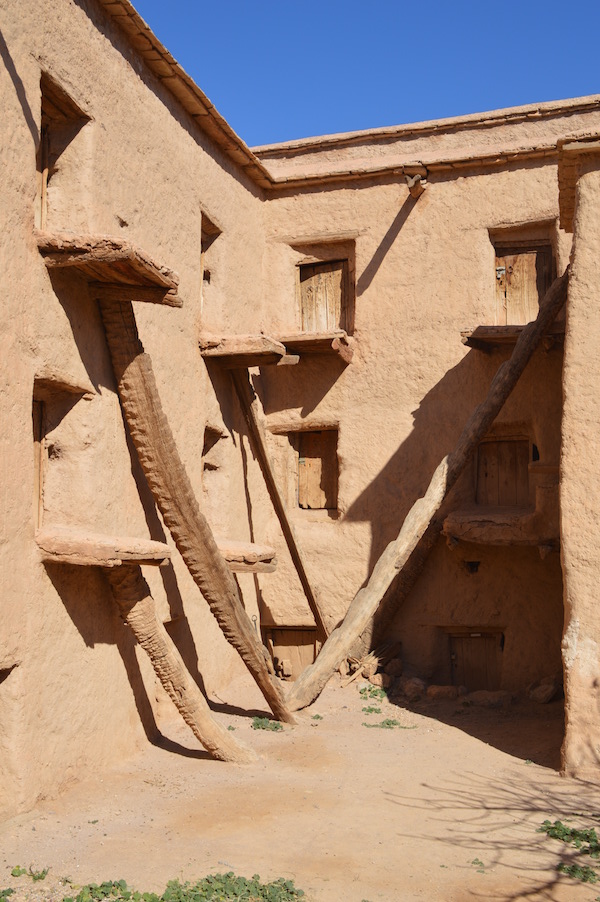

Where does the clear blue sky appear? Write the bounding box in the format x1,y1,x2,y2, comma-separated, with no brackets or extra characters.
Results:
133,0,599,148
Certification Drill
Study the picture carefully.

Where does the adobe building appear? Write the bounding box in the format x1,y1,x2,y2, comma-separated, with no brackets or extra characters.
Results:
3,0,600,817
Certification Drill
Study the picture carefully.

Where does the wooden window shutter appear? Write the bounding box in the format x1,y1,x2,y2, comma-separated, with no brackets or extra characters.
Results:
299,260,348,331
297,430,338,510
495,246,553,325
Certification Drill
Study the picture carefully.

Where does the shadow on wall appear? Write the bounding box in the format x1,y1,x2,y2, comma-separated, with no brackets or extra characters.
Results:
344,347,496,573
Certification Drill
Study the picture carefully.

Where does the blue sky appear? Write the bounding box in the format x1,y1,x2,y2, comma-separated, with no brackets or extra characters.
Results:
133,0,599,148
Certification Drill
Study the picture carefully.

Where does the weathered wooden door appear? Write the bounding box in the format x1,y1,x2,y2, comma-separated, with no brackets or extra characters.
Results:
495,246,552,324
450,632,503,690
267,628,319,680
297,431,338,510
299,260,347,331
476,439,530,507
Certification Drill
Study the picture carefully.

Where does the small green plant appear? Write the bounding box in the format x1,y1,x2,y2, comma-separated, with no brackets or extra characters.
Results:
362,706,381,714
311,714,323,720
359,685,387,700
557,862,598,883
63,873,305,901
251,717,283,732
538,819,600,885
0,890,15,900
471,858,485,873
362,718,415,729
11,865,49,882
227,725,236,731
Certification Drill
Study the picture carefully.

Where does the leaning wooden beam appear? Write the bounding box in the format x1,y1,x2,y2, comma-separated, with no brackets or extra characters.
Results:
97,294,295,725
106,565,255,763
231,368,329,641
287,270,569,711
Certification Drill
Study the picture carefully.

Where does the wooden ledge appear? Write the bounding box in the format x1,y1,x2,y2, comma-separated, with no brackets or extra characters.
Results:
36,526,172,567
277,331,354,365
442,506,557,547
461,324,564,351
215,538,277,573
199,334,294,368
36,231,181,307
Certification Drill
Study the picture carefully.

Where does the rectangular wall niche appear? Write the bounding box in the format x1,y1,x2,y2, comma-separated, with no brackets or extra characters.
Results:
476,438,530,507
494,244,553,325
299,260,350,332
290,430,338,511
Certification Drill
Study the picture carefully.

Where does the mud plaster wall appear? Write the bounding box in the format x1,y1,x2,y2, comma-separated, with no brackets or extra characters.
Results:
0,0,268,816
561,163,600,779
256,162,571,682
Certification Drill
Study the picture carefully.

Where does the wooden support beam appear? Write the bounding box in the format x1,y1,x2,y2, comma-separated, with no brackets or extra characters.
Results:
106,565,255,763
231,368,329,642
92,283,181,308
199,334,290,368
287,270,569,712
97,295,296,724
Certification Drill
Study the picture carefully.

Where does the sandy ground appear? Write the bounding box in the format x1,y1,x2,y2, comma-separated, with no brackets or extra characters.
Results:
2,676,600,902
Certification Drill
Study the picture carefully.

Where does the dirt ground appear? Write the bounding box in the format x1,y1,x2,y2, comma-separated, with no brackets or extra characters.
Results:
2,675,600,902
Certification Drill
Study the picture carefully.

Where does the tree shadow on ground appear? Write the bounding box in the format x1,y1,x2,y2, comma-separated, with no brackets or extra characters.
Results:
385,763,600,901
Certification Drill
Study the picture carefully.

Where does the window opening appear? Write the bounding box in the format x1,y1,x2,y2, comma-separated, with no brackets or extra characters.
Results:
37,73,89,228
293,430,338,511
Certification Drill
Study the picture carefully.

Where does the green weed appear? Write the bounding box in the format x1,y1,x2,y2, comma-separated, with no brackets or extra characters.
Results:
539,819,600,885
359,685,387,700
63,873,304,901
362,718,415,729
10,866,48,881
361,706,381,715
0,890,15,900
311,714,323,720
251,717,283,732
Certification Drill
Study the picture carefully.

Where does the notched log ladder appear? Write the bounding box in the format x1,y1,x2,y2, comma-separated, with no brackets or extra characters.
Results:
107,565,255,763
287,270,569,712
37,233,295,726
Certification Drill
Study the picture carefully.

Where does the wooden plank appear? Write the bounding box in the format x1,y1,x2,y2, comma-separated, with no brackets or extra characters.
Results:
287,270,569,712
199,334,287,368
278,331,353,364
36,231,179,292
92,283,181,308
36,526,171,567
231,369,329,641
476,442,498,506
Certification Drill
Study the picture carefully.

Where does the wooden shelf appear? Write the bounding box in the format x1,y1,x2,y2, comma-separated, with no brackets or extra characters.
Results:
216,538,277,573
36,231,181,307
442,506,558,548
199,334,298,368
461,324,564,351
276,330,354,364
36,526,172,567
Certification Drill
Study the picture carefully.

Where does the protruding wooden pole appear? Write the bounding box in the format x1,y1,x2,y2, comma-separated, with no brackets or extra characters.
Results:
288,270,569,712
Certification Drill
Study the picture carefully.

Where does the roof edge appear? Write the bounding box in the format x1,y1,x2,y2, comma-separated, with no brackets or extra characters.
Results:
252,95,600,157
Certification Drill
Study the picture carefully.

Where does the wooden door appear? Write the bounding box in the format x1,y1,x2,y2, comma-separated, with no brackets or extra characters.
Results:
299,260,347,331
450,632,503,690
268,629,318,681
297,430,338,510
476,439,529,507
495,246,552,324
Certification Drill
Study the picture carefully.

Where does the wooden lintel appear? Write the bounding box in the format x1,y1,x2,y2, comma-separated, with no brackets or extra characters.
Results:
216,537,277,573
91,283,182,308
36,526,172,567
